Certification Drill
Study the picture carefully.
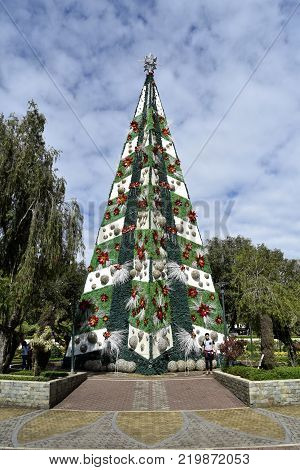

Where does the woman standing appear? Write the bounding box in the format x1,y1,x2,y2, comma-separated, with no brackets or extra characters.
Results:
202,333,215,375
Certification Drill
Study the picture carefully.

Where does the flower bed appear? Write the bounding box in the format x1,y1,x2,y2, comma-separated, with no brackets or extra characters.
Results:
0,372,87,408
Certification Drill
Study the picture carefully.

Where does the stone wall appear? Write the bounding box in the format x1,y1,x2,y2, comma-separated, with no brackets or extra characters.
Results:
214,370,300,407
213,370,251,405
0,372,87,409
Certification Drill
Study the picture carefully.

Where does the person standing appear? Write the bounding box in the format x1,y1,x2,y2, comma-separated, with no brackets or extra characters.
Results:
27,343,33,370
202,333,215,375
21,341,28,370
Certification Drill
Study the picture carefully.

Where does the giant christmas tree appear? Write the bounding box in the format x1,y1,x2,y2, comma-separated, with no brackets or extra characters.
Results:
67,55,224,374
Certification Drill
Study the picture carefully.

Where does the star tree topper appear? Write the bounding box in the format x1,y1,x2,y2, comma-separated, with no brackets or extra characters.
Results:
144,53,157,74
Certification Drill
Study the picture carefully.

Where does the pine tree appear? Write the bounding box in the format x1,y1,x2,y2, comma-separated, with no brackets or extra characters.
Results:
69,55,224,374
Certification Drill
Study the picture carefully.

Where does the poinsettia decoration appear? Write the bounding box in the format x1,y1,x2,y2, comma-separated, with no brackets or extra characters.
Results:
117,193,128,205
188,287,198,298
197,303,211,318
173,207,179,215
138,198,148,209
196,253,205,268
115,243,120,251
101,294,108,302
114,207,120,216
215,315,223,325
122,156,133,168
88,315,99,327
116,170,123,178
161,284,170,296
162,127,170,136
156,306,164,321
188,210,197,223
97,250,109,266
175,198,182,206
167,164,176,174
129,181,140,189
105,211,111,220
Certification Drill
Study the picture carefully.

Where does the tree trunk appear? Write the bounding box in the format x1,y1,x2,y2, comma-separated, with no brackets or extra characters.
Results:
260,313,275,369
273,322,298,367
0,328,21,373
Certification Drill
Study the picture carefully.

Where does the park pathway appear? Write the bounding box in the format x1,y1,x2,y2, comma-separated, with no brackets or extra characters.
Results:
54,373,244,411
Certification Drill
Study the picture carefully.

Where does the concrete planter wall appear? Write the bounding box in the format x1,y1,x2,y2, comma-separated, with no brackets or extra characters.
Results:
214,370,300,407
0,372,87,409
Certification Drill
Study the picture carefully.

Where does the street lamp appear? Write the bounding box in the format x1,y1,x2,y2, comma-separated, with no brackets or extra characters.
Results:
216,282,228,340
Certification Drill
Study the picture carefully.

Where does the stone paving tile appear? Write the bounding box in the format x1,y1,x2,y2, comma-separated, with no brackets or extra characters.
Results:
0,409,42,448
1,376,300,450
117,411,183,445
21,413,144,449
18,410,105,444
165,377,245,410
132,382,151,410
0,407,33,422
266,405,300,418
55,378,135,411
152,381,169,410
156,412,288,449
195,409,285,440
56,376,244,412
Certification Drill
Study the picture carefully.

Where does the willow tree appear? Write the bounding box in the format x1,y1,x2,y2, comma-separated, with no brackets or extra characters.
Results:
232,243,300,369
0,101,84,372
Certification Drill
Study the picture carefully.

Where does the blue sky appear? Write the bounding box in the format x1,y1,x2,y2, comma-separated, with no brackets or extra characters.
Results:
0,0,300,261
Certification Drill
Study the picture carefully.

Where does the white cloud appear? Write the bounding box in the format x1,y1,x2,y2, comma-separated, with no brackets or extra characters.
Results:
0,0,299,261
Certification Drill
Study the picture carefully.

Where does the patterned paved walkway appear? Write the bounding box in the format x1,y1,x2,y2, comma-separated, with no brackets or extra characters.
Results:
1,405,300,449
1,374,300,449
55,375,244,411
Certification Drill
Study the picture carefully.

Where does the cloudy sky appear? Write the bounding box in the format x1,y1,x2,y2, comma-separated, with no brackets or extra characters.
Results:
1,0,299,261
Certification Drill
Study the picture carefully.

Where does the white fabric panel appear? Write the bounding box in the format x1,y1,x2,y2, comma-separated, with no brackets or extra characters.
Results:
121,136,138,160
135,86,146,117
154,87,165,117
174,216,203,245
110,174,132,200
167,175,188,199
192,324,224,348
183,264,215,293
66,329,107,357
84,266,113,294
152,325,173,359
133,259,150,282
128,326,150,359
97,217,125,244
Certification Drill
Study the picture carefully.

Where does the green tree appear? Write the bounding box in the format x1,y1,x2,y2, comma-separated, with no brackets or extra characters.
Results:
232,244,300,369
206,236,252,328
0,102,84,372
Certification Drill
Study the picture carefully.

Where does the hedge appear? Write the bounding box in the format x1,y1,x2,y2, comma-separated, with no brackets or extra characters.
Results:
0,375,49,381
223,365,300,381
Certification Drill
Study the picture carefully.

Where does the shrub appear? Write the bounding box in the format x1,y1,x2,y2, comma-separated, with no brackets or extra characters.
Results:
0,374,49,381
10,370,33,376
42,371,68,379
223,365,300,381
50,343,64,358
220,337,247,363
